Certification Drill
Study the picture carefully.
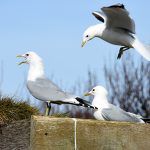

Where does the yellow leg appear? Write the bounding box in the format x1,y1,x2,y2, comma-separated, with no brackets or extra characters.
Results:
45,102,51,116
45,107,49,116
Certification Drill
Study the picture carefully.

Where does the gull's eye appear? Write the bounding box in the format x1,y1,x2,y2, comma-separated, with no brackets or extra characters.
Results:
26,54,29,57
92,89,95,91
86,35,89,38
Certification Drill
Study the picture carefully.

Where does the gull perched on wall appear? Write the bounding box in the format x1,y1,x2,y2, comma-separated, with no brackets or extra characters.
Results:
84,85,146,123
17,51,95,115
81,3,150,60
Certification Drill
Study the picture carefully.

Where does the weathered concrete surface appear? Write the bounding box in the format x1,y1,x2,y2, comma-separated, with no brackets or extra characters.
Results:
30,116,150,150
30,116,75,150
0,119,30,150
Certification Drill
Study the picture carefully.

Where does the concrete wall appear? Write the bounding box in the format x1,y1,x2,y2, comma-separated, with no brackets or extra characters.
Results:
30,116,150,150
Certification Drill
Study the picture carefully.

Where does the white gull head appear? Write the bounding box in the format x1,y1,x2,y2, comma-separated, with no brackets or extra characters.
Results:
81,24,105,47
84,85,109,109
85,85,108,97
17,51,45,81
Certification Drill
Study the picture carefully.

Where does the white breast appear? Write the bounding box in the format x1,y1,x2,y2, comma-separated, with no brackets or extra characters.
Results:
93,109,105,120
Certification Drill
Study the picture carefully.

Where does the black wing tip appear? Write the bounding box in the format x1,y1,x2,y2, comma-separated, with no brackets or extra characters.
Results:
107,3,125,9
75,97,98,109
92,11,100,16
92,11,99,14
75,97,89,107
92,11,97,15
87,105,98,109
142,118,150,123
92,11,104,22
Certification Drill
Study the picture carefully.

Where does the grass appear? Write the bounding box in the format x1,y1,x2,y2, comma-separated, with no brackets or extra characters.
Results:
0,97,39,125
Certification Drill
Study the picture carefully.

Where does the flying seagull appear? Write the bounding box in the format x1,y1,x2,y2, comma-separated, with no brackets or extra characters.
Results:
17,51,95,115
84,85,146,123
81,3,150,60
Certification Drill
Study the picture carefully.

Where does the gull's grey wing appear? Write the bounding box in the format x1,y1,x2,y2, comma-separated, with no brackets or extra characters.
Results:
101,104,141,123
101,4,135,33
27,78,72,102
27,78,96,108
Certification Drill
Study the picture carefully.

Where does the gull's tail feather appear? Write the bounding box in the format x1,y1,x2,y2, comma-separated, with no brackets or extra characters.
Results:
127,112,150,123
132,36,150,61
127,112,144,123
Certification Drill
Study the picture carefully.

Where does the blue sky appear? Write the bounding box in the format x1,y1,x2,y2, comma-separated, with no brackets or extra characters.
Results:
0,0,150,99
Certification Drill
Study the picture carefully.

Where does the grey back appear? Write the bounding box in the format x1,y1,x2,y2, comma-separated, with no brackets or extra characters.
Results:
27,78,72,102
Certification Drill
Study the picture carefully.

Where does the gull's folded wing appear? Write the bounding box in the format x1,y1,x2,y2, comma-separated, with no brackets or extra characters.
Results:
27,78,73,102
101,104,142,122
27,78,95,108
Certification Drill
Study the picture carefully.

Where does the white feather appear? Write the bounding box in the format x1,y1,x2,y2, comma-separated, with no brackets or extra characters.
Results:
132,36,150,61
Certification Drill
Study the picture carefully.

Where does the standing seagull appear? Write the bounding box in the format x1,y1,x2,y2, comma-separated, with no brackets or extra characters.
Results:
84,86,145,123
17,51,95,115
81,3,150,60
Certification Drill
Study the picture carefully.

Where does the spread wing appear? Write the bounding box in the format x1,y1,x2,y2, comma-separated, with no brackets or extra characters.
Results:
102,4,135,33
92,4,135,33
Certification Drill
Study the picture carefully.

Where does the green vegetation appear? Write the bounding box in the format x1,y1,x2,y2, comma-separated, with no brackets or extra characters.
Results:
0,97,39,125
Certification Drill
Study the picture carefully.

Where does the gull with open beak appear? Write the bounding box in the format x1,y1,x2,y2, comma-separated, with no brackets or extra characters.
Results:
17,54,28,65
17,51,95,115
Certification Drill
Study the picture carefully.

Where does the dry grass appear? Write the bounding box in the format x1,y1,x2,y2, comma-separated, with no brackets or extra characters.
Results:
0,97,39,125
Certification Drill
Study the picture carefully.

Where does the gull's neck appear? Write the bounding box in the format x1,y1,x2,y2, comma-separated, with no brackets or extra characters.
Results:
92,94,109,109
27,60,45,81
91,24,105,37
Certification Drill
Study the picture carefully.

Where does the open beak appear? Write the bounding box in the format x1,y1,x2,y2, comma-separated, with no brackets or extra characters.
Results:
16,55,27,65
84,92,92,96
81,41,86,47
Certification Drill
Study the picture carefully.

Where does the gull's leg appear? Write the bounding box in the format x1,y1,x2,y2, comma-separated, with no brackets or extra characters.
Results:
117,46,130,59
47,102,51,116
45,102,51,116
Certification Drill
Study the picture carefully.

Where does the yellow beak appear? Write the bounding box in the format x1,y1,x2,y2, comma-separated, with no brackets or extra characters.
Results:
18,61,27,65
84,92,92,96
16,55,27,65
16,55,23,58
81,41,86,47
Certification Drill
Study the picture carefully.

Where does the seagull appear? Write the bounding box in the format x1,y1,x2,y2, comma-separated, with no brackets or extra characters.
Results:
17,51,95,115
81,3,150,60
84,85,146,123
